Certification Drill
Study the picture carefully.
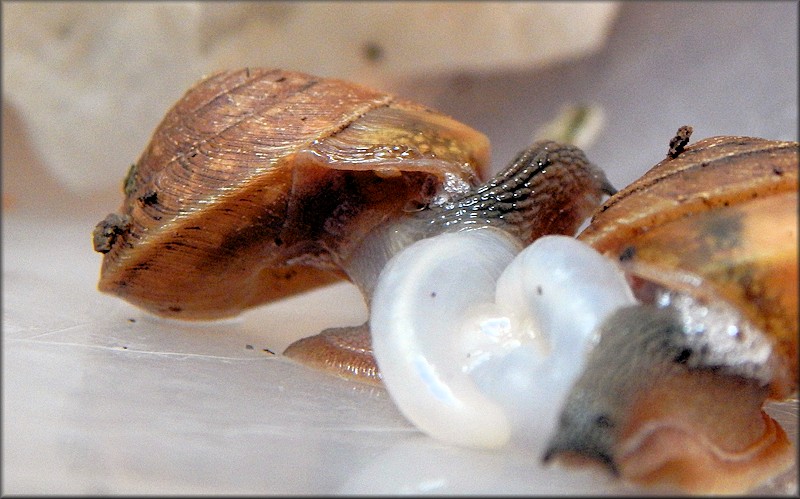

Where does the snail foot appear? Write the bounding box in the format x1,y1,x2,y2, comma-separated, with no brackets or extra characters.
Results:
283,322,382,386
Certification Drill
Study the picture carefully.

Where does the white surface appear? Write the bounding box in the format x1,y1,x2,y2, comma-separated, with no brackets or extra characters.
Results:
3,2,798,495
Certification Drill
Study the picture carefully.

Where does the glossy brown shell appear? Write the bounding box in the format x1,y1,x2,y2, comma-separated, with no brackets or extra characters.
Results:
96,68,490,319
579,135,799,393
579,136,797,253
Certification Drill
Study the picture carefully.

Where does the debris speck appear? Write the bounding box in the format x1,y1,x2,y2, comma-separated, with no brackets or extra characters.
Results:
362,41,384,63
667,125,693,158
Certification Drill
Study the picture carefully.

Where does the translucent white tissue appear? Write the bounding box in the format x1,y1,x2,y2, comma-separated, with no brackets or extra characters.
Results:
371,232,636,451
370,228,522,448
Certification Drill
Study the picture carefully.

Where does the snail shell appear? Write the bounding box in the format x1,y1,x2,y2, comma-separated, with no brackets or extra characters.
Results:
578,135,798,395
95,68,490,319
544,134,799,493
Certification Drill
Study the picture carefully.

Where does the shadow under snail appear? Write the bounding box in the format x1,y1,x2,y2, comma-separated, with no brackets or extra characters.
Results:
93,68,798,494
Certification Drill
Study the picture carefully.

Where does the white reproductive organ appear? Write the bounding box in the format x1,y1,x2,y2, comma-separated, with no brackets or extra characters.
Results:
370,229,636,451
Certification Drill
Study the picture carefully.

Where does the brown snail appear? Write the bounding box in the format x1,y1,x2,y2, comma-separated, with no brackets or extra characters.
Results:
543,134,799,493
93,67,613,380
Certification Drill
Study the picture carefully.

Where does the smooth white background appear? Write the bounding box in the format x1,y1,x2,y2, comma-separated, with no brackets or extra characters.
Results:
3,2,797,494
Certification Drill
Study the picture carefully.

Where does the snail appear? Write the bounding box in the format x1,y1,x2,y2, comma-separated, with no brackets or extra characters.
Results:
368,132,797,493
546,135,799,493
93,67,613,380
93,68,798,494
